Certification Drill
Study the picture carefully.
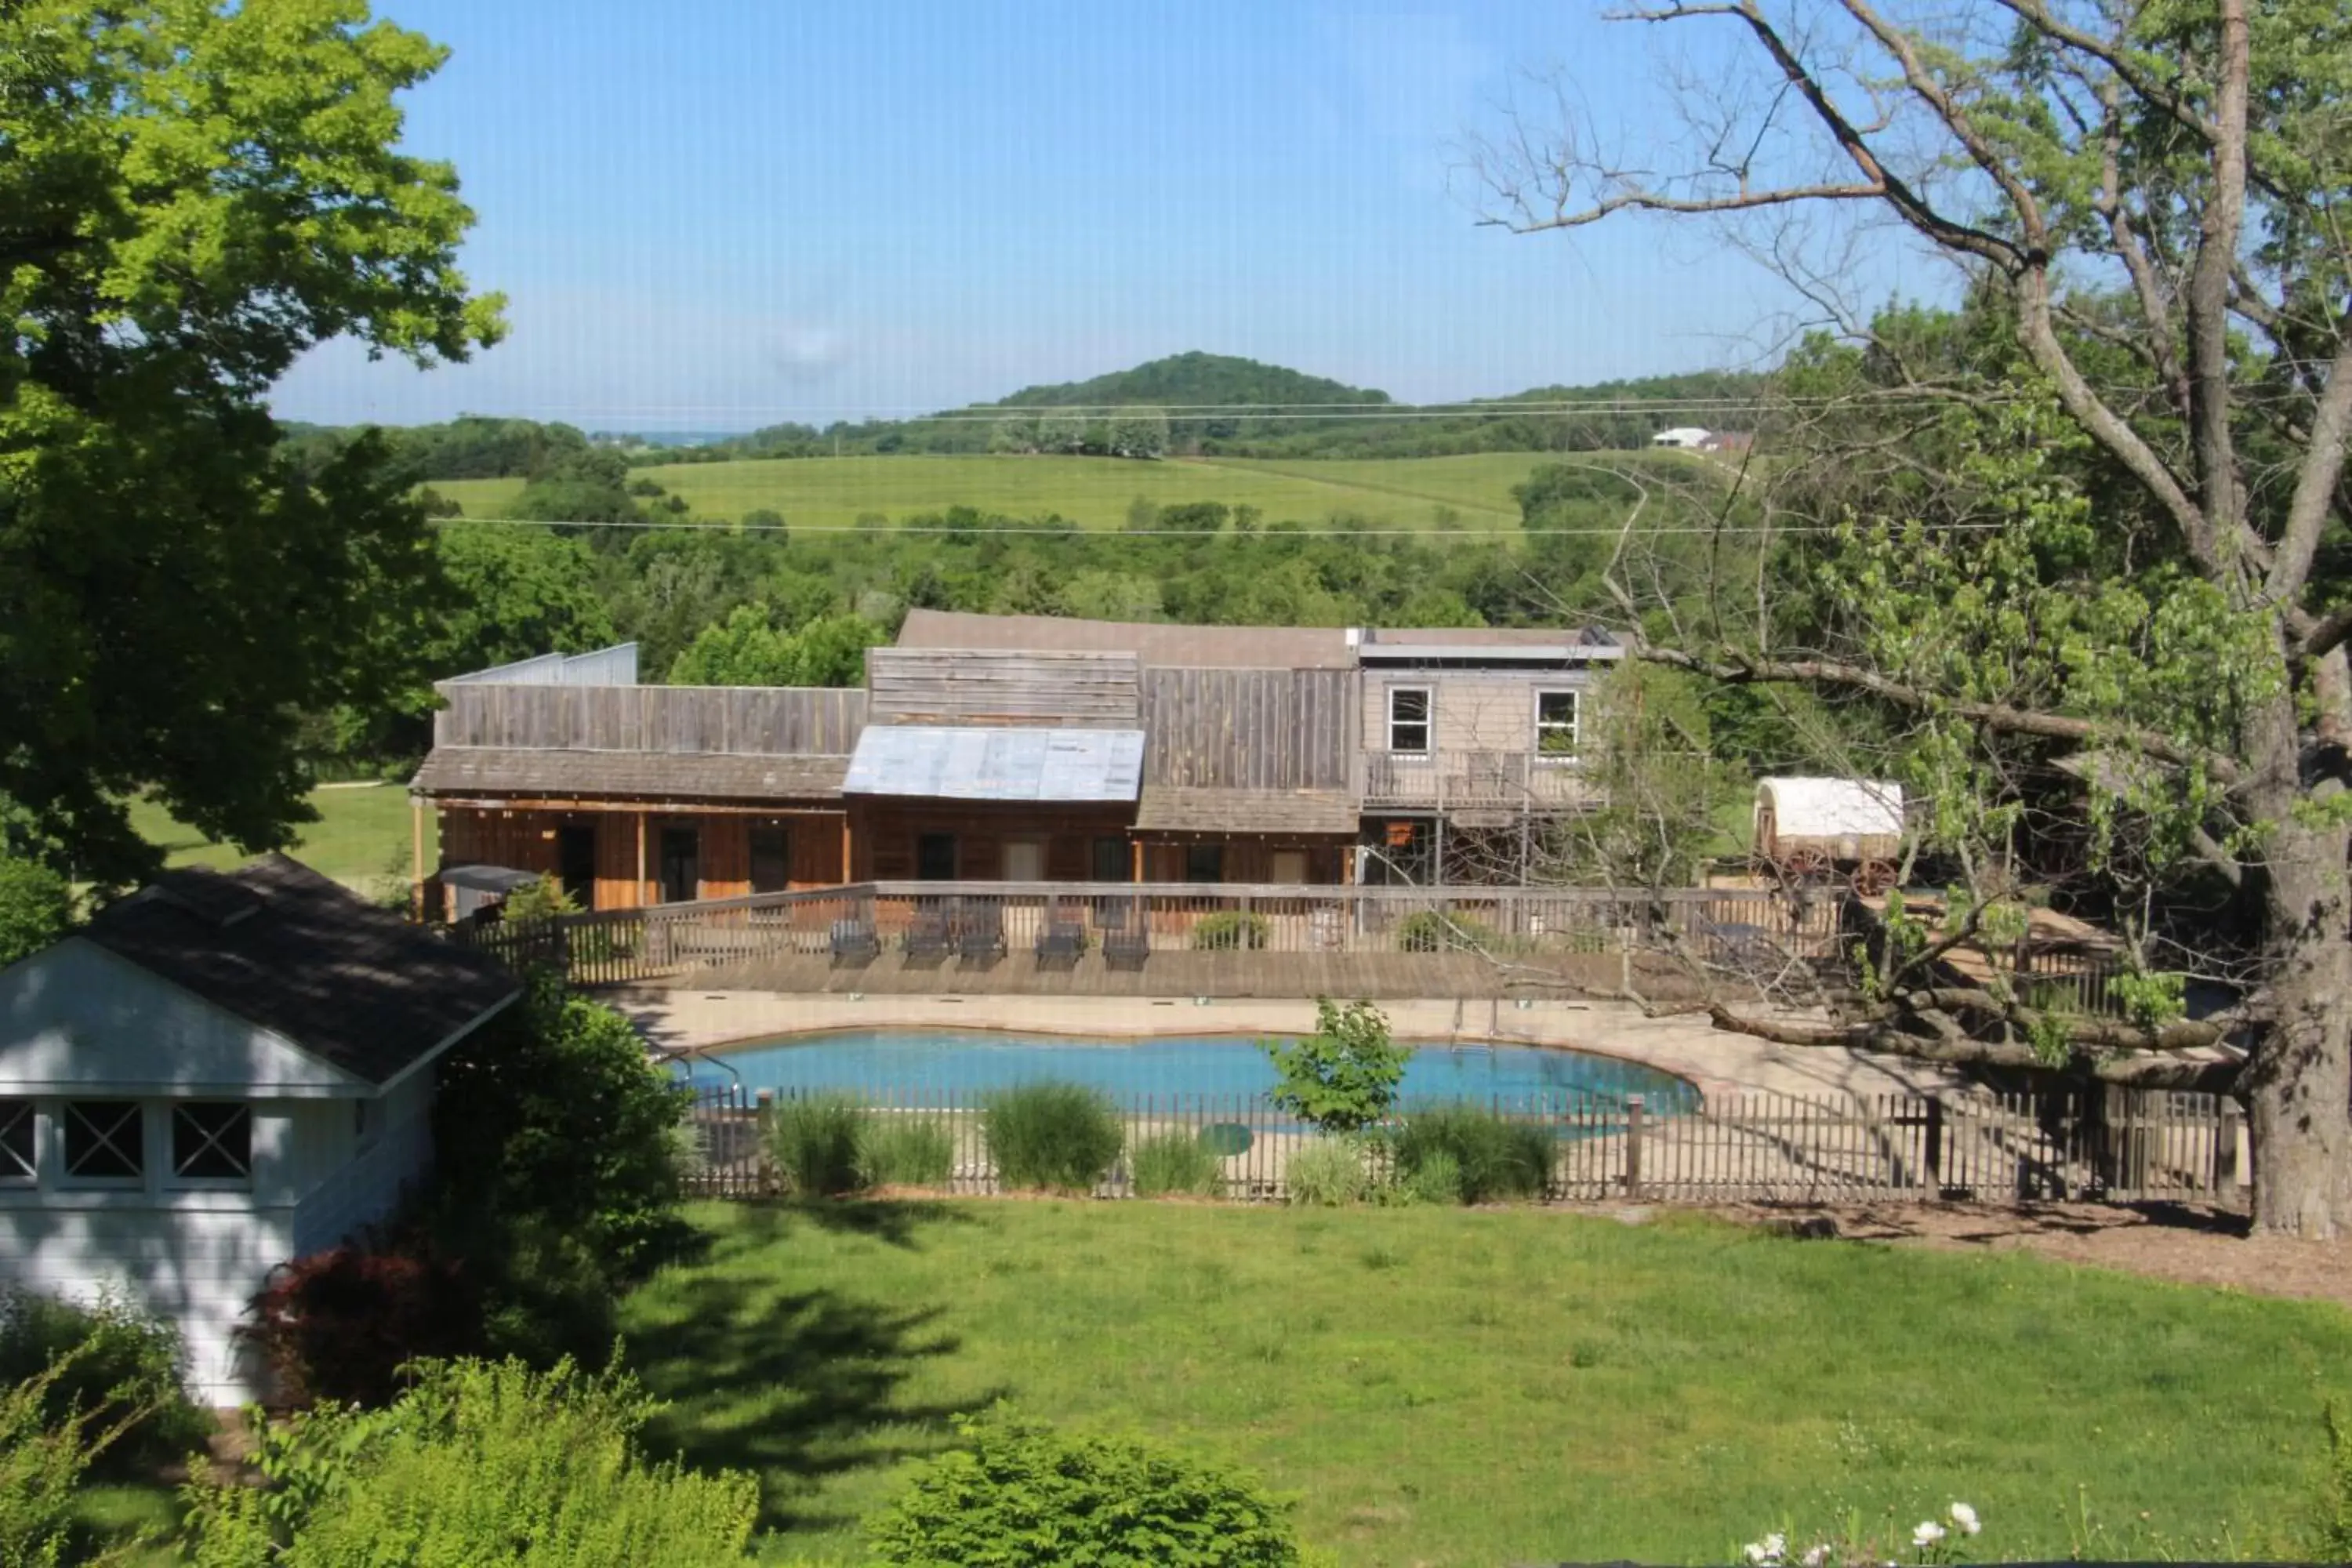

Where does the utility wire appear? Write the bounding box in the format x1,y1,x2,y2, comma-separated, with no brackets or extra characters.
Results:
439,514,2009,539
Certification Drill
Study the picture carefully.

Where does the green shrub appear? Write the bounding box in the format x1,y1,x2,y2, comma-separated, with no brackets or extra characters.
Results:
1192,911,1271,951
1130,1131,1225,1199
1,1351,143,1568
0,1288,207,1476
858,1113,956,1189
179,1356,759,1566
1391,1106,1554,1203
984,1082,1124,1192
499,873,577,926
1283,1137,1375,1207
768,1094,869,1197
1262,999,1410,1134
433,972,691,1284
868,1411,1308,1566
1394,909,1494,953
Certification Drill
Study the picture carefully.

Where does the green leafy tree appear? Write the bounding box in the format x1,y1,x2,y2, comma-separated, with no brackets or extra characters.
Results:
0,858,72,967
1261,1000,1410,1134
1,0,503,887
1475,1,2352,1232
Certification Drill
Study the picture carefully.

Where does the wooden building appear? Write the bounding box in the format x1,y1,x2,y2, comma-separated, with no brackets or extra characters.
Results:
410,614,1621,911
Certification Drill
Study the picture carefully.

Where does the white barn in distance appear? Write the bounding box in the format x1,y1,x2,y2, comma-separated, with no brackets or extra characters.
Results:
1650,426,1712,449
0,855,519,1403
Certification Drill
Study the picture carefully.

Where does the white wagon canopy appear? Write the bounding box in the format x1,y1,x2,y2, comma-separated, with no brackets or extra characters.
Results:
1753,778,1906,865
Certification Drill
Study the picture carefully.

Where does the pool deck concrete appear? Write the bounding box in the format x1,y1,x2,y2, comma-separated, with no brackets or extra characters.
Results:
612,989,1961,1103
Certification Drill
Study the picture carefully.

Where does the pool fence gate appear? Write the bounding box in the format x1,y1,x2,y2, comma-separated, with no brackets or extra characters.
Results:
681,1082,2245,1210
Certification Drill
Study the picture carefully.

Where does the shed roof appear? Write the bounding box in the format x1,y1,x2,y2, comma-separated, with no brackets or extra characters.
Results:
896,609,1354,670
1755,777,1905,839
76,855,519,1087
412,746,848,802
842,726,1145,801
1134,786,1357,835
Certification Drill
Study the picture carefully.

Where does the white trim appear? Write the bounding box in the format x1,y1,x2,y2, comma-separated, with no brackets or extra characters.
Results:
1533,687,1581,762
370,988,521,1098
1385,685,1434,757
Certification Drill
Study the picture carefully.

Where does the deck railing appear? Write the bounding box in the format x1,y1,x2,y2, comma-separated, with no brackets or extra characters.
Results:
454,880,1849,988
681,1081,2245,1209
1359,749,1594,810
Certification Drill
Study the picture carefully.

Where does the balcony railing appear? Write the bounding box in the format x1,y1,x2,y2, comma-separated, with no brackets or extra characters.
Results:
1359,750,1592,811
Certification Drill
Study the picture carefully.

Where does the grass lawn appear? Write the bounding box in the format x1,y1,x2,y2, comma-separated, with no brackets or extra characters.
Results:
430,452,1564,532
126,782,429,891
621,1200,2347,1565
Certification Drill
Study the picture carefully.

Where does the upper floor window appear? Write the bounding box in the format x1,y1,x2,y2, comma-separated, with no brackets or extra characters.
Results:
1387,688,1432,754
171,1102,252,1185
1536,690,1581,758
63,1100,143,1183
0,1100,33,1183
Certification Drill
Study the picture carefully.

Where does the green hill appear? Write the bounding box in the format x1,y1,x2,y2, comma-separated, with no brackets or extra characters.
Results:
989,351,1391,411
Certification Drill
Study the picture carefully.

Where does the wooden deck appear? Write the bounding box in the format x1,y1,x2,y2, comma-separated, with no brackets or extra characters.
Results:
645,947,1706,1000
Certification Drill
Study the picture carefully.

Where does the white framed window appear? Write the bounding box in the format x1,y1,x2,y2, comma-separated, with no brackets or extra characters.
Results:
0,1099,34,1184
1535,689,1580,759
170,1102,252,1186
1387,687,1432,754
61,1100,144,1185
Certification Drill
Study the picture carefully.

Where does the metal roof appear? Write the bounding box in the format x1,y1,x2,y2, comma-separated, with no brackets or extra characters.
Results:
842,726,1146,801
895,609,1354,670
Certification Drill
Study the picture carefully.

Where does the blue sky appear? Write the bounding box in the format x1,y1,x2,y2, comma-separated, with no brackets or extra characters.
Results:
274,2,1942,431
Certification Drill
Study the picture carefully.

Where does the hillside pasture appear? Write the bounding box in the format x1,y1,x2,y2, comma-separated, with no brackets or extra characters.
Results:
430,452,1606,531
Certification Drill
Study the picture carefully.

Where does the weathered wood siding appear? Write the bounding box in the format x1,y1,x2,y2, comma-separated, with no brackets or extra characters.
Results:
864,648,1142,727
847,803,1134,883
432,684,866,754
1363,669,1592,755
437,805,844,910
1140,669,1356,789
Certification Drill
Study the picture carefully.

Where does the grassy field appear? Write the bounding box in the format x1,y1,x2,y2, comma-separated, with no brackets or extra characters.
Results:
622,1200,2345,1565
430,452,1574,531
127,783,428,891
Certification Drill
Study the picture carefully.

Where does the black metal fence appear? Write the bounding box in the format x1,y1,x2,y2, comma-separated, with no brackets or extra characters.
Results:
680,1082,2245,1209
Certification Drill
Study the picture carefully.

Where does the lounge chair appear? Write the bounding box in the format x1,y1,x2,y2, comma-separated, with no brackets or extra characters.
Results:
828,913,879,964
1035,897,1086,963
956,898,1006,964
1100,898,1149,969
904,902,952,961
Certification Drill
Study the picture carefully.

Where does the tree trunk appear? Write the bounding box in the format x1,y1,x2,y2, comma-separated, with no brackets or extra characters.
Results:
2244,820,2352,1236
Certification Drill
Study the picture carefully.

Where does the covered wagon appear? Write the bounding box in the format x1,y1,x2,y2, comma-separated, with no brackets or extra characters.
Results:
1752,778,1904,893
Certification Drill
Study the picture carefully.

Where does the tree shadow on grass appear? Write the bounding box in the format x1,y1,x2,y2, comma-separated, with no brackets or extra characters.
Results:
712,1196,985,1251
630,1208,1000,1536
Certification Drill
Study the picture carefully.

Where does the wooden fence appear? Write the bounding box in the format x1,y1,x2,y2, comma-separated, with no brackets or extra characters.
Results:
456,879,1846,989
678,1082,2245,1209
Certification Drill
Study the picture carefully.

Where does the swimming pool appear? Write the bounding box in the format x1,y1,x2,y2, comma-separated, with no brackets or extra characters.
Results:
681,1028,1697,1110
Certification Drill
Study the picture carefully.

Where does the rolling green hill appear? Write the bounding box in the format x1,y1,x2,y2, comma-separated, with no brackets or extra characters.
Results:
425,451,1667,531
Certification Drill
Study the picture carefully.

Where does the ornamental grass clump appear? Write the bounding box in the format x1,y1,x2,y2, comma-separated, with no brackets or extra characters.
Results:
858,1113,956,1189
1130,1130,1225,1199
768,1094,869,1197
1283,1137,1377,1207
1390,1105,1553,1204
984,1082,1124,1192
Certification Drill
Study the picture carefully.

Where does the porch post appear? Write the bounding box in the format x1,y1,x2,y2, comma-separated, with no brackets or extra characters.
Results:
636,811,650,907
1131,838,1144,884
840,812,853,885
409,798,426,923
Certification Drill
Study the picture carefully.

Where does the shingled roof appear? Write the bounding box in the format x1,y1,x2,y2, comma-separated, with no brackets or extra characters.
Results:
411,746,848,802
79,856,520,1087
1134,786,1358,836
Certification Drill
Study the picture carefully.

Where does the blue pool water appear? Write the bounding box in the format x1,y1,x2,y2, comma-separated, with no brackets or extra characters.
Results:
681,1028,1697,1109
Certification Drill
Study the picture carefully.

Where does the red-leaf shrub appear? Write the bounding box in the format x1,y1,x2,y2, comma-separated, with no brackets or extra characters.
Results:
244,1240,474,1407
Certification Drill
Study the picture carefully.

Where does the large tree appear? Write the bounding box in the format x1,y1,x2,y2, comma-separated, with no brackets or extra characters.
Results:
1479,1,2352,1234
1,0,503,884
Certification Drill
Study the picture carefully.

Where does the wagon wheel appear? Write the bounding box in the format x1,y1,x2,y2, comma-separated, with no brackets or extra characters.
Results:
1849,858,1896,898
1778,849,1829,887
